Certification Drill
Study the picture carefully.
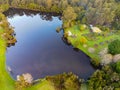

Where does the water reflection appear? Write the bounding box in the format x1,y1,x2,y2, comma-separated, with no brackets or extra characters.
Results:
4,8,61,21
5,8,95,80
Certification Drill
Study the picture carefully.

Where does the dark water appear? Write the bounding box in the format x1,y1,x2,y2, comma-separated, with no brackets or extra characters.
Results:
5,8,95,80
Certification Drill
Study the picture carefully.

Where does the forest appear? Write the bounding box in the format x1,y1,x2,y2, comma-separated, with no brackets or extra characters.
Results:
0,0,120,29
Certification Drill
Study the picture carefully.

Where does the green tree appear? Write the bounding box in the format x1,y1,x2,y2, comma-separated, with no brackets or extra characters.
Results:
112,3,120,29
46,0,52,9
11,0,20,7
74,6,86,22
46,72,82,90
62,6,77,28
68,0,80,7
80,36,87,44
27,3,37,9
86,0,116,25
0,4,9,12
114,61,120,73
15,75,32,90
88,65,120,90
0,13,6,20
59,0,68,11
108,39,120,55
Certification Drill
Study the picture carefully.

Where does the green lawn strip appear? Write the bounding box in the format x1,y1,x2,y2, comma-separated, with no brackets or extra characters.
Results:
65,25,120,63
26,79,55,90
0,36,15,90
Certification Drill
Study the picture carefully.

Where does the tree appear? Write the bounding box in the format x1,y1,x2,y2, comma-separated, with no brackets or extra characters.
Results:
86,0,116,25
62,6,77,28
73,6,86,22
108,39,120,55
79,0,89,8
0,13,6,21
11,0,20,7
27,3,37,9
0,0,9,4
0,4,9,12
80,36,87,44
114,61,120,73
15,74,33,90
88,65,120,90
68,0,80,6
112,3,120,29
46,0,52,9
46,72,82,90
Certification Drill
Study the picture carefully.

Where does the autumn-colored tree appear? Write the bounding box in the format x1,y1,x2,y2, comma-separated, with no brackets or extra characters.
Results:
62,6,77,28
80,36,87,44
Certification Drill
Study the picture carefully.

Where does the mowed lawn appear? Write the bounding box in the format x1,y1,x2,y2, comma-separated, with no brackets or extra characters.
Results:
0,28,15,90
65,25,120,63
0,27,55,90
26,79,55,90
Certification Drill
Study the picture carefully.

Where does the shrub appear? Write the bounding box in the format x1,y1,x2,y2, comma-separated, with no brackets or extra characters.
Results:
0,4,9,12
15,75,32,90
108,39,120,55
74,40,80,47
46,72,82,90
70,21,76,27
88,65,120,90
15,73,33,90
63,22,70,28
97,25,110,31
27,3,37,9
114,61,120,73
91,58,100,67
79,24,85,31
80,36,87,44
0,13,5,21
64,32,68,38
56,27,61,33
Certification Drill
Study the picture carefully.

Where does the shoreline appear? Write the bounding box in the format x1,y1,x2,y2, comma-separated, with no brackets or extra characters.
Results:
8,7,62,15
64,25,120,67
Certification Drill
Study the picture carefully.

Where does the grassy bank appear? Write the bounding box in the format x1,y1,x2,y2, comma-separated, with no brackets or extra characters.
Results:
26,80,55,90
0,28,15,90
65,25,120,65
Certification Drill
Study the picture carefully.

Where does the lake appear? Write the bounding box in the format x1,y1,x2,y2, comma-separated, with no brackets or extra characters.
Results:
5,8,95,80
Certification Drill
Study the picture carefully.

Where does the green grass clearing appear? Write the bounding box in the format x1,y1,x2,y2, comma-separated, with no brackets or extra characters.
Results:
65,25,120,64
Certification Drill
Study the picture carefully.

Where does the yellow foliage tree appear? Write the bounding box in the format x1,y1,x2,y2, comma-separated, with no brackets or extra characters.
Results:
80,36,87,44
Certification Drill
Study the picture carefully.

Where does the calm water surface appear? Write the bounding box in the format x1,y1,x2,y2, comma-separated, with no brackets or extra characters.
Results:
5,8,95,80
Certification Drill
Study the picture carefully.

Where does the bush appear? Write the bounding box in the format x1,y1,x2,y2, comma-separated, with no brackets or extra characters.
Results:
0,4,9,12
15,75,32,90
97,25,110,31
27,3,37,9
56,27,61,33
114,61,120,73
0,13,5,21
46,72,82,90
74,40,80,47
79,24,85,31
91,58,100,67
88,65,120,90
80,36,87,44
108,39,120,55
63,22,70,28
